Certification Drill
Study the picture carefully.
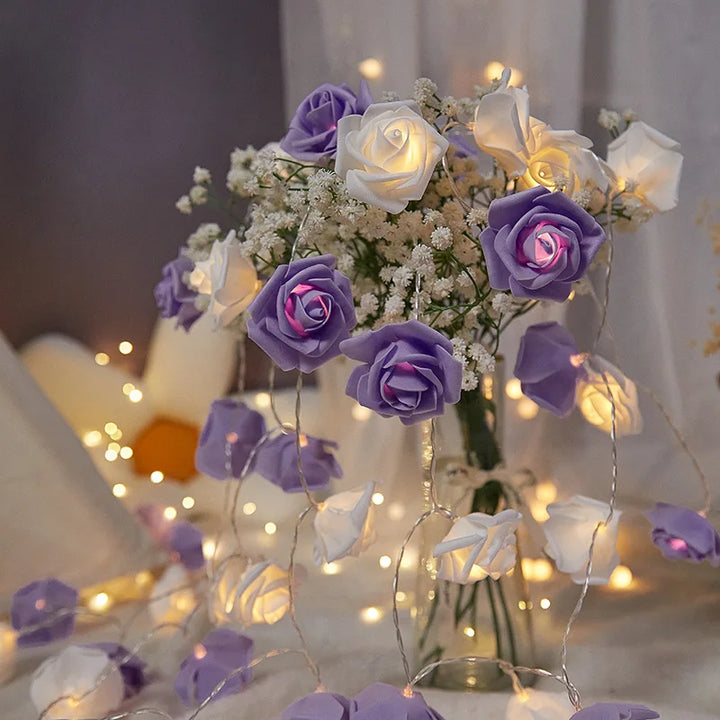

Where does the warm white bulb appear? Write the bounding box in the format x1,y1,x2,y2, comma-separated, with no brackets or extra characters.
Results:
351,403,373,421
505,378,523,400
371,492,385,506
122,382,135,396
254,392,271,408
358,57,384,80
108,442,121,453
322,561,341,575
202,539,216,558
112,483,127,498
104,449,118,462
608,565,633,590
119,446,133,459
463,626,475,638
264,522,277,535
118,341,133,355
94,352,110,366
150,471,164,484
517,397,540,419
378,555,392,569
540,597,551,610
242,502,257,516
163,507,177,521
104,422,118,435
360,606,382,624
88,592,111,612
128,389,143,403
181,496,195,510
82,430,103,447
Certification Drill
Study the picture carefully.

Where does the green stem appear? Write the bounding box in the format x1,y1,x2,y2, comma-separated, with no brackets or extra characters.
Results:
495,579,518,667
484,579,503,659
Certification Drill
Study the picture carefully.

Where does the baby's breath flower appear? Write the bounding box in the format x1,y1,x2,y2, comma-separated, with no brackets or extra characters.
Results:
193,166,211,184
598,108,621,131
462,369,479,391
430,226,453,250
381,90,400,102
467,208,488,227
175,195,192,214
491,292,513,314
440,96,457,117
622,108,637,122
413,77,438,105
189,185,208,205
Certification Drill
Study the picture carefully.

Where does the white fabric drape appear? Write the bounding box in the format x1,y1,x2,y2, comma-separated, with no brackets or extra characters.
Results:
280,0,720,508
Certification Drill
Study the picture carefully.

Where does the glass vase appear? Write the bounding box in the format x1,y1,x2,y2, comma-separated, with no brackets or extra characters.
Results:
414,361,536,690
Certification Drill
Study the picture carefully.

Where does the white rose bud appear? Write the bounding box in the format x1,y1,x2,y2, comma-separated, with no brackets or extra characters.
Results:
576,356,643,437
313,482,377,565
30,646,124,719
335,101,449,214
191,230,261,327
543,495,621,585
606,120,682,212
433,509,522,583
210,559,291,626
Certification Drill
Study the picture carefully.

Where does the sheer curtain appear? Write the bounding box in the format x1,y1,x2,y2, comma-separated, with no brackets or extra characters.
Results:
280,0,720,507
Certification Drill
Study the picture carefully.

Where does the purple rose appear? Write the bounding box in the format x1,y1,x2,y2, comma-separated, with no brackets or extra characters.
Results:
570,703,659,720
340,320,462,426
86,643,146,698
280,691,355,720
195,399,267,480
247,255,357,373
154,252,202,331
254,432,342,493
11,578,78,647
514,321,586,416
175,629,253,706
480,186,605,301
280,81,373,161
645,502,720,566
168,522,205,571
353,683,446,720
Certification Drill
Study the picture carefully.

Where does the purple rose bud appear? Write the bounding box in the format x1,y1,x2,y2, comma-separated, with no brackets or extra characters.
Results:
154,252,202,331
353,683,446,720
195,399,267,480
570,702,659,720
174,629,253,706
280,691,355,720
167,522,205,571
254,432,342,493
480,186,605,301
136,503,174,545
11,578,78,647
247,255,357,373
645,502,720,566
340,320,462,426
280,81,373,161
514,321,586,416
86,643,146,698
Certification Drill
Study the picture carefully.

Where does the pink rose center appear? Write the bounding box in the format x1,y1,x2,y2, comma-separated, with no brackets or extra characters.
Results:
669,537,688,551
284,283,330,337
517,221,568,272
383,361,416,402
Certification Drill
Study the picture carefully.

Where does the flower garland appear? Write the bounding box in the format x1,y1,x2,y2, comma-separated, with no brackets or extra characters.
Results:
6,68,716,720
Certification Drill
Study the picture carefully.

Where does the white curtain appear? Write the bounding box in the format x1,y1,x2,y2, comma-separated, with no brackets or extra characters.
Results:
280,0,720,509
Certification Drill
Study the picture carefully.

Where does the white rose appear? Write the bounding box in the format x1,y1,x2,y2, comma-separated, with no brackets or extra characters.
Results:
313,482,376,565
30,646,124,719
543,495,621,585
191,230,260,327
606,120,682,212
433,509,522,583
472,85,607,194
576,356,643,437
210,558,290,626
335,101,449,214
